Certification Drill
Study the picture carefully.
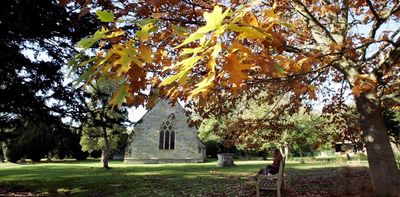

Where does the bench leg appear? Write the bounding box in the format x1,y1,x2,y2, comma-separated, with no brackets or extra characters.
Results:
277,187,281,197
256,183,260,197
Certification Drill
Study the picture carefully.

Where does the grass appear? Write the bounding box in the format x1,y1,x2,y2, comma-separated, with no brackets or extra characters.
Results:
0,158,372,196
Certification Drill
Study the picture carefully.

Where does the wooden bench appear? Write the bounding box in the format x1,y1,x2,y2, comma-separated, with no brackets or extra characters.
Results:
256,157,286,197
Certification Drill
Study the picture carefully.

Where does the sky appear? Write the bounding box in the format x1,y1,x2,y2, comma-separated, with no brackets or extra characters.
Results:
128,106,147,122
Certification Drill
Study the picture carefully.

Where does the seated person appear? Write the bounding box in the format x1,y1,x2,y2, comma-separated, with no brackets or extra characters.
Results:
257,149,283,176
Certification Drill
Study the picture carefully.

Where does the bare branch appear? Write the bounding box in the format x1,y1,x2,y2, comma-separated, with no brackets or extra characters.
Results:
248,64,332,85
390,26,400,41
261,90,290,121
159,17,204,25
190,0,199,24
182,0,212,10
284,45,303,53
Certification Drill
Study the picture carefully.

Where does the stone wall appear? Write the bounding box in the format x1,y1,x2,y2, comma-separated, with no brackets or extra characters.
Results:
124,100,205,164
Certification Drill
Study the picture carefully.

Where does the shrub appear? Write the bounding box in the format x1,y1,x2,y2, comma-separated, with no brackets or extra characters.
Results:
5,143,23,163
90,150,102,158
29,152,43,162
73,150,89,160
203,141,223,158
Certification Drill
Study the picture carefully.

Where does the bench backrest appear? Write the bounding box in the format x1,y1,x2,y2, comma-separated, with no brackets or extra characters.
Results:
256,156,286,197
277,156,286,180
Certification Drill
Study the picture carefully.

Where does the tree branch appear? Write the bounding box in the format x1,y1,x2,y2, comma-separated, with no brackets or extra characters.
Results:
375,39,400,74
182,0,212,10
248,64,332,85
341,0,350,39
159,17,204,25
383,1,400,18
293,0,337,44
366,0,381,20
361,1,399,62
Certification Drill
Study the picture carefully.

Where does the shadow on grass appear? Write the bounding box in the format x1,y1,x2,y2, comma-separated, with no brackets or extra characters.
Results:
0,160,373,196
284,165,373,196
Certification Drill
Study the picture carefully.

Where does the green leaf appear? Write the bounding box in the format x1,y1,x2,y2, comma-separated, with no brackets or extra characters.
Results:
274,64,285,75
160,56,202,86
172,25,188,36
109,44,140,75
96,10,115,22
211,43,222,58
77,27,109,50
109,84,129,108
189,71,215,98
106,30,125,38
174,6,230,49
229,24,265,39
199,5,230,34
68,53,84,72
161,64,192,85
159,74,181,86
181,47,204,56
131,18,158,26
181,48,196,55
136,22,157,41
178,56,203,70
174,32,205,49
73,66,95,86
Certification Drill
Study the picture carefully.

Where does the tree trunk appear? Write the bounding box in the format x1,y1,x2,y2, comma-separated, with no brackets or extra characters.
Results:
299,148,305,163
0,146,3,163
101,126,111,169
284,145,289,161
46,151,52,162
355,93,400,195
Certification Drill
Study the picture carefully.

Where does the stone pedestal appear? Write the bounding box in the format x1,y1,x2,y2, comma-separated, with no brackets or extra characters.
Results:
217,153,235,167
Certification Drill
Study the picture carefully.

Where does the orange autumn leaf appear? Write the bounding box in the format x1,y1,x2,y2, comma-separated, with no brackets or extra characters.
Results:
223,53,255,87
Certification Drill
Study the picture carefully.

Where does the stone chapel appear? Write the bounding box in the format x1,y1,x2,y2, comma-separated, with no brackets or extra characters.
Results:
124,99,206,163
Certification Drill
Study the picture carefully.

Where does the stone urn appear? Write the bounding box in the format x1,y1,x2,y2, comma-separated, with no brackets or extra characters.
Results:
217,153,235,167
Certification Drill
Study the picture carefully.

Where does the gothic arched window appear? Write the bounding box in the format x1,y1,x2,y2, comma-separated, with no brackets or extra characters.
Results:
159,114,176,150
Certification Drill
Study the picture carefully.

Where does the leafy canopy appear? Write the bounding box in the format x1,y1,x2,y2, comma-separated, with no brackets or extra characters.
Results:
70,2,288,109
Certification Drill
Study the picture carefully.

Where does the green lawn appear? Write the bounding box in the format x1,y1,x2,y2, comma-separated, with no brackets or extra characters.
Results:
0,159,372,196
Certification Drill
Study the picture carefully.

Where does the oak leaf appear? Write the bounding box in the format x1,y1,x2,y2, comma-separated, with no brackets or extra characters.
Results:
77,27,109,50
139,45,153,63
109,84,129,108
96,10,115,22
223,53,255,86
109,43,141,76
189,72,215,98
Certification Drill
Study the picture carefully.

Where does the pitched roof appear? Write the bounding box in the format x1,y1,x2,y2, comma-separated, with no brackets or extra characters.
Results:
133,99,187,126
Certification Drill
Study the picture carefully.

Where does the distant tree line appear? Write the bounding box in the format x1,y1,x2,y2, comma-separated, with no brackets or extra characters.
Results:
197,96,400,159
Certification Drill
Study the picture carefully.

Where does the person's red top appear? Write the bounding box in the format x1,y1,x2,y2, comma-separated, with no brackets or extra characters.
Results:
271,149,283,169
